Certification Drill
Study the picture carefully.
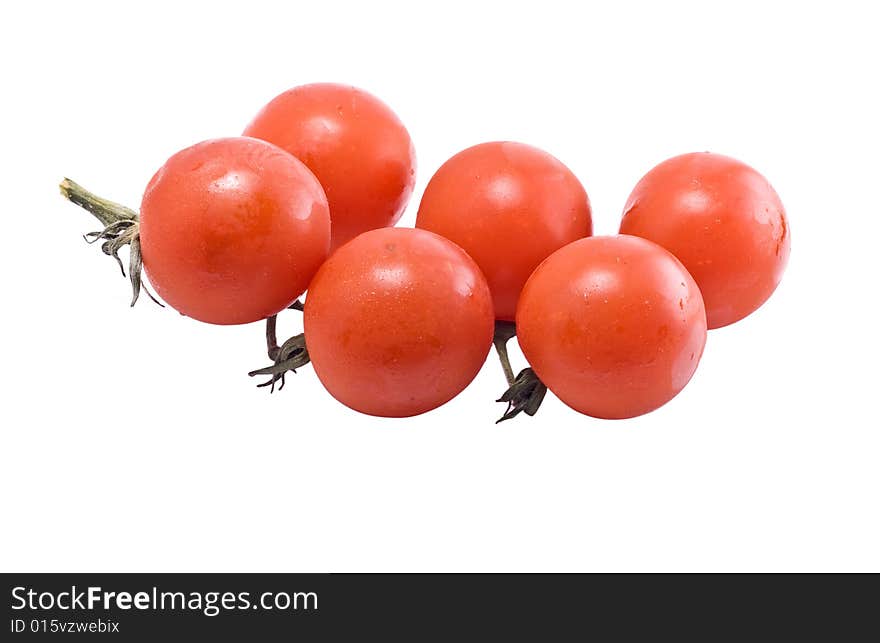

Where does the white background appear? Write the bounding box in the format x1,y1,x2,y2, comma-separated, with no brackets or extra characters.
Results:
1,0,878,572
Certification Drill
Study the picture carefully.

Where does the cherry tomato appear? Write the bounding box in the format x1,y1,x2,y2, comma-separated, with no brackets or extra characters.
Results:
304,228,494,417
415,141,592,320
620,152,790,329
516,235,707,419
243,83,416,251
139,137,330,325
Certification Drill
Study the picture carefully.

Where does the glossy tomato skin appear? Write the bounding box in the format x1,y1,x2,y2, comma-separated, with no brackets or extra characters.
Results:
620,152,790,329
304,228,494,418
139,137,330,325
243,83,416,251
517,235,707,420
415,141,592,321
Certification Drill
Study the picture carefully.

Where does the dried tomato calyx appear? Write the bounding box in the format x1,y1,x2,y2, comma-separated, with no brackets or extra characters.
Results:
60,178,162,308
496,367,548,423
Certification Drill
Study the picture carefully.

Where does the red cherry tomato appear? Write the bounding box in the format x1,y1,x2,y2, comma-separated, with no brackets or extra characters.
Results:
139,137,330,325
304,228,494,417
516,235,707,419
415,141,592,320
620,152,790,329
243,83,416,251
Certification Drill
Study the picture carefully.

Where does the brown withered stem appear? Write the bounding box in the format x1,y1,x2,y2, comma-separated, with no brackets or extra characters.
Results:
59,178,162,307
249,301,309,392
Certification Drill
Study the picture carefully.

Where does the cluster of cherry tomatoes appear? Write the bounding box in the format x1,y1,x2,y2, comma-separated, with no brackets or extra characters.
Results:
62,83,790,422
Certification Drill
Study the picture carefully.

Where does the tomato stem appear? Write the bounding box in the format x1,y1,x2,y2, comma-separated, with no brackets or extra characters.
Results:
264,300,305,360
59,177,162,308
251,309,310,391
493,321,548,421
60,178,138,227
265,314,280,361
493,321,517,387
